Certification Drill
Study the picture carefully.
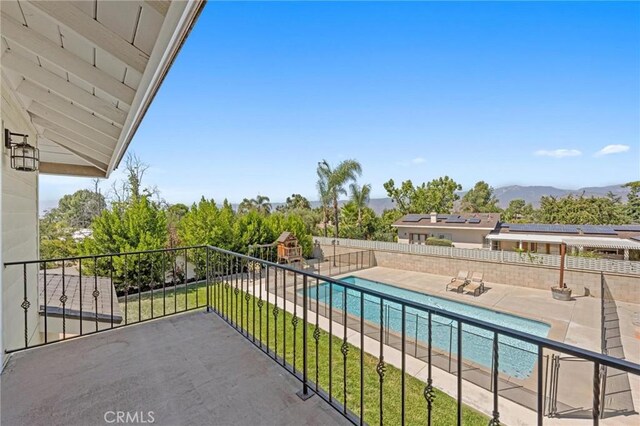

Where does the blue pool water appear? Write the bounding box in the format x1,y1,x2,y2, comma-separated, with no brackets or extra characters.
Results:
303,276,550,379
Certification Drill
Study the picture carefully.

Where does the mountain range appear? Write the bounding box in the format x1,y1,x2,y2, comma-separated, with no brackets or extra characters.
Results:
306,184,630,215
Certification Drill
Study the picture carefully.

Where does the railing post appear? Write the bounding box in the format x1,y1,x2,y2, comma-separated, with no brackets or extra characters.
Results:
593,361,601,425
538,347,544,424
297,275,313,400
206,248,211,312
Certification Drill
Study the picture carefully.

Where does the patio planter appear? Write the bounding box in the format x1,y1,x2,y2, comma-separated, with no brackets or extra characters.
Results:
551,286,572,301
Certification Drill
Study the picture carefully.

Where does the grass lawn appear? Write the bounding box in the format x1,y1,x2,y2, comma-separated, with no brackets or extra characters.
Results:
121,278,488,425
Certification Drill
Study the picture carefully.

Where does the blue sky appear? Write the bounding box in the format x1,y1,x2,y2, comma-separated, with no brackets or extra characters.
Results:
40,1,640,210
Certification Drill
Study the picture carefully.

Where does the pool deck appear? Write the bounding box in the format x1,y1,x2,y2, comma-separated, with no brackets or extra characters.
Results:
256,265,639,425
346,267,640,365
338,267,640,423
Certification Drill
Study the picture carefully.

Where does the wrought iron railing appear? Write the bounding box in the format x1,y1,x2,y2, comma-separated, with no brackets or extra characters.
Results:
4,245,640,425
204,246,640,425
3,245,210,352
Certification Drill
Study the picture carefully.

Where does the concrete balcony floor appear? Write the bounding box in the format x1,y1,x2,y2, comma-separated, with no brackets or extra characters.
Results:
1,311,348,426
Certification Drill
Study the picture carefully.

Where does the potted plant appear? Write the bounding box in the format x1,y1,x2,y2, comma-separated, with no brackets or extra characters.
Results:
551,282,572,301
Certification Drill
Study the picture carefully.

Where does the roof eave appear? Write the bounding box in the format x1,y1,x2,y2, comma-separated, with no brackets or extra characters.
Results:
107,0,206,175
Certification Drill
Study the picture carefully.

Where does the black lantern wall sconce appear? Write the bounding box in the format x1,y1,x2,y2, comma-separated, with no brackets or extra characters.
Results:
4,129,39,172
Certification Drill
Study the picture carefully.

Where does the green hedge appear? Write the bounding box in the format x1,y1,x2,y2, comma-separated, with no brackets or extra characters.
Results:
425,237,453,247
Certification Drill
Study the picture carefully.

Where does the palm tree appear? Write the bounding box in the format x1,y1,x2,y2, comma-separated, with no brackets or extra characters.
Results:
349,183,371,231
316,173,331,237
254,195,271,215
316,159,362,239
238,197,256,214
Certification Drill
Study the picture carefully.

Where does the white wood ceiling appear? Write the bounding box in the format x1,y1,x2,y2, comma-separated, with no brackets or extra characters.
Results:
1,0,203,177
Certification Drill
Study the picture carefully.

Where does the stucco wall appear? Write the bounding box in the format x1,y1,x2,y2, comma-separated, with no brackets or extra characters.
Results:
396,226,489,249
2,76,41,360
318,245,639,303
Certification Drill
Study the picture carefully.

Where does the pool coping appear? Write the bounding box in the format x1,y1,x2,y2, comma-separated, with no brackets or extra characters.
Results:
335,271,570,350
267,279,545,405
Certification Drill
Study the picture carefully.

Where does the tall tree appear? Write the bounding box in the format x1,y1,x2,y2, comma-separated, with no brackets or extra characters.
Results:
460,181,501,213
233,210,275,253
425,176,462,213
254,195,272,215
166,203,189,248
238,197,256,214
277,193,311,212
349,183,371,231
316,173,331,237
317,159,362,239
537,194,628,224
238,195,272,215
623,181,640,223
110,152,158,204
383,179,418,213
80,196,168,289
383,176,461,214
48,189,106,229
502,199,535,223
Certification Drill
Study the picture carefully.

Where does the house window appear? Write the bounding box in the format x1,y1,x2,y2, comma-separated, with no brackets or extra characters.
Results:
430,233,452,241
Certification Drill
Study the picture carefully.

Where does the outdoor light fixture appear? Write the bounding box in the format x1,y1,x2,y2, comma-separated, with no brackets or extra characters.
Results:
4,129,39,172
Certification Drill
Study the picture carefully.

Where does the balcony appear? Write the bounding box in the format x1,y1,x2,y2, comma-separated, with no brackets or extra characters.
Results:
1,310,347,426
2,245,640,425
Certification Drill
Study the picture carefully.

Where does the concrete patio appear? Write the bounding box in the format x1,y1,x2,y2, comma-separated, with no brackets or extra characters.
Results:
347,267,640,363
341,267,640,423
1,311,348,426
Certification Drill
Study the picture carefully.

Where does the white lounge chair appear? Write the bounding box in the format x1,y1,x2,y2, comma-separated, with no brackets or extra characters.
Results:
446,271,469,293
465,272,485,296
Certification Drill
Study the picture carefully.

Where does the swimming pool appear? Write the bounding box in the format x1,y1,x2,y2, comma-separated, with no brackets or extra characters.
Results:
303,276,550,379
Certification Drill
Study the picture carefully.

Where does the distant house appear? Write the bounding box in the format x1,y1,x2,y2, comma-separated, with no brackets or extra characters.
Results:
392,213,640,259
392,212,501,249
71,228,92,242
486,224,640,260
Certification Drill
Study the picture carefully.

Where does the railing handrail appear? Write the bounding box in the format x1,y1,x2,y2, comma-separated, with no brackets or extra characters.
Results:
6,244,640,375
3,245,209,266
204,244,640,375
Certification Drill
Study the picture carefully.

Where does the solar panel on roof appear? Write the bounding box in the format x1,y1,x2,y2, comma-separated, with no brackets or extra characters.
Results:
580,225,617,235
501,223,510,228
445,218,467,223
509,224,579,234
613,225,640,232
402,214,428,222
468,218,481,224
437,214,449,220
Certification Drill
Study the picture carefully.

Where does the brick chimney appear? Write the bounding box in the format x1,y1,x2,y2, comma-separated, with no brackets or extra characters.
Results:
430,212,437,223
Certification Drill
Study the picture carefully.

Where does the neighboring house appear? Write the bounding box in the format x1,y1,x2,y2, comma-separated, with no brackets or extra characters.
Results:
392,213,640,259
486,223,640,260
71,228,92,242
392,212,501,249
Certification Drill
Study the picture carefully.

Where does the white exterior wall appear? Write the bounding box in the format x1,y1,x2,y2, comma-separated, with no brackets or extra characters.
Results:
497,240,562,255
396,226,490,249
1,76,40,364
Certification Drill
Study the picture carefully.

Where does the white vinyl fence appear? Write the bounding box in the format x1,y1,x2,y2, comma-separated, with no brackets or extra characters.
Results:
313,237,640,275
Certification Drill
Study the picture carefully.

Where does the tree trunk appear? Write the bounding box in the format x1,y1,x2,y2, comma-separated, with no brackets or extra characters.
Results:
333,197,339,238
323,207,328,238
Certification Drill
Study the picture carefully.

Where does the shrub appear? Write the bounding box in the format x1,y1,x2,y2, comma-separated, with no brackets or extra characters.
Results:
425,237,453,247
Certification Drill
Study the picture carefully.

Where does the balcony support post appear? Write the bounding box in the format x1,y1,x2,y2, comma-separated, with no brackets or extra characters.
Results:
297,274,313,400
